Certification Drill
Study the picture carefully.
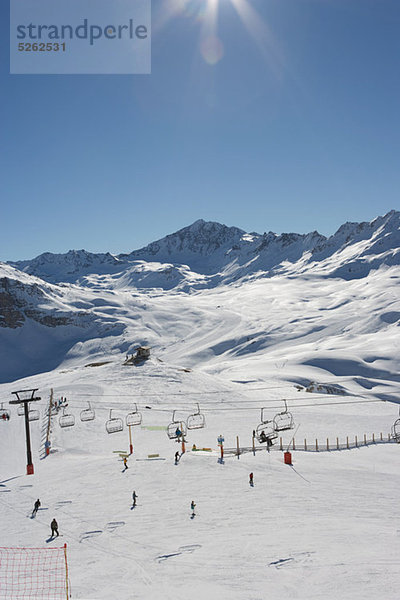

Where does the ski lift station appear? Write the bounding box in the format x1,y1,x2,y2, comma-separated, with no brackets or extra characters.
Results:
123,347,151,365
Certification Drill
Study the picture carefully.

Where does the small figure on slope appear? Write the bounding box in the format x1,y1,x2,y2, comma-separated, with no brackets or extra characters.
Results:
132,491,138,508
123,457,128,472
50,518,59,538
249,472,254,487
174,451,180,465
190,500,196,518
32,499,41,517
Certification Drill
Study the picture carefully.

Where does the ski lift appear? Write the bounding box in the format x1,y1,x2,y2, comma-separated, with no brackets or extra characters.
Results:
0,403,10,421
167,411,187,440
105,409,123,434
126,403,142,427
59,407,75,429
256,408,278,445
273,400,294,432
80,402,95,422
187,403,205,430
28,408,40,422
392,410,400,442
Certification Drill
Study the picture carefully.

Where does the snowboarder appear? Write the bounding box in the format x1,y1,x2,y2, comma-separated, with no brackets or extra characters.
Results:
249,472,254,486
174,451,180,465
50,519,59,537
123,457,128,471
32,499,41,517
191,500,196,516
132,491,138,507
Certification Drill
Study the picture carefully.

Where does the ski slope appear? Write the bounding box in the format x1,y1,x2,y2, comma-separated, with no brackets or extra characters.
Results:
1,360,399,600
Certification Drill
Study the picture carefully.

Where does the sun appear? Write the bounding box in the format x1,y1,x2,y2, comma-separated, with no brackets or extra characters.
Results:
154,0,283,72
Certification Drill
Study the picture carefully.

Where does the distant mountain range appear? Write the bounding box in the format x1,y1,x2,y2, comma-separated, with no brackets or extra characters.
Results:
7,210,400,285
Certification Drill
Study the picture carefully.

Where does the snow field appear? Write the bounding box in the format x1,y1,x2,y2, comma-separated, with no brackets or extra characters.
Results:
1,362,399,599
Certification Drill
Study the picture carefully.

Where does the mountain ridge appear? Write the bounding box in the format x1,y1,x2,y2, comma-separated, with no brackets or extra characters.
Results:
7,210,399,285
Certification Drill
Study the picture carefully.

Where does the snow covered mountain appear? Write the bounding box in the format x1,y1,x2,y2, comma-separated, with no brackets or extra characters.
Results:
1,210,399,385
10,249,128,284
9,211,400,286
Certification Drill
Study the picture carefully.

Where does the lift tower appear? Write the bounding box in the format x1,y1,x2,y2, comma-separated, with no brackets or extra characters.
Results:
10,389,41,475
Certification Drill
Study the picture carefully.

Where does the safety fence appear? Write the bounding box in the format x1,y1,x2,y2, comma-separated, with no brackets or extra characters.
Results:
223,432,398,457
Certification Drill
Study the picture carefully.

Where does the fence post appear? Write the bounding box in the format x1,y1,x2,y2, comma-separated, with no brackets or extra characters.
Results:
388,433,390,441
372,433,375,443
326,438,329,451
355,435,358,448
315,439,318,452
336,437,339,450
364,434,367,446
304,438,307,451
252,434,255,456
280,437,283,451
236,436,240,459
380,432,383,441
346,436,349,449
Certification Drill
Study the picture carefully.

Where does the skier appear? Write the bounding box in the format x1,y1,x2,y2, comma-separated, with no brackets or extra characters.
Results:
123,457,128,471
259,431,267,443
175,426,182,440
132,491,138,507
50,518,59,537
174,451,180,465
249,472,254,486
190,500,196,516
32,499,41,517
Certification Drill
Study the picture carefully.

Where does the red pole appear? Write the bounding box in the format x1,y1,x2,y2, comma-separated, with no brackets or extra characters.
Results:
129,425,133,455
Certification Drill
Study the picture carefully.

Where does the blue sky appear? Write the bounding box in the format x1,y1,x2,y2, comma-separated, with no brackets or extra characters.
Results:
1,0,399,261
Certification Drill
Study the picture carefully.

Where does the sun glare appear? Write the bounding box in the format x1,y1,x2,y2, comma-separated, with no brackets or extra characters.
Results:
154,0,283,73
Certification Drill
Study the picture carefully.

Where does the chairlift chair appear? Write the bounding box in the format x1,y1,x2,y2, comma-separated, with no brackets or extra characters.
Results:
126,403,142,427
392,410,400,442
255,408,278,445
0,403,10,421
187,403,205,430
59,407,75,429
28,408,40,422
167,411,187,440
105,409,123,434
273,400,294,432
80,402,95,422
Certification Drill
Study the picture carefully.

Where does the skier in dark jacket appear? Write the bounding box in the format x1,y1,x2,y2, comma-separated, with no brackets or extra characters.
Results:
174,451,180,464
191,500,196,516
32,499,41,517
132,491,138,507
249,472,254,486
50,519,59,537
